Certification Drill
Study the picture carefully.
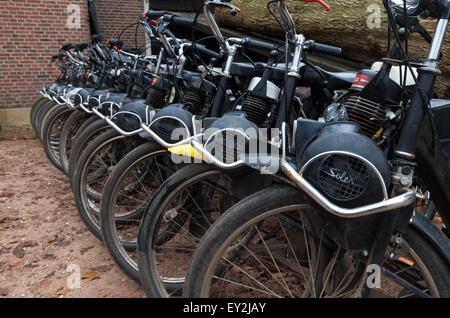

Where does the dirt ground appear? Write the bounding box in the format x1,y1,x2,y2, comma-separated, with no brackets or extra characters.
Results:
0,138,145,298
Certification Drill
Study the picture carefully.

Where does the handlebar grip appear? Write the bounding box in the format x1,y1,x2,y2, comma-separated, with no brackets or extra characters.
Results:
145,10,168,19
122,47,143,55
244,38,274,52
61,43,74,51
309,42,341,57
107,38,123,49
169,15,195,27
195,44,221,59
75,42,89,51
91,34,103,43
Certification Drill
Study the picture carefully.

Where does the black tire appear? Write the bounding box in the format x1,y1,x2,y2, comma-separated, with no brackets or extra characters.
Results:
42,106,73,171
32,98,52,133
100,141,170,282
137,164,239,297
68,118,109,188
400,227,450,297
35,100,58,141
39,102,66,142
59,110,92,175
30,97,48,135
183,185,450,298
72,129,143,239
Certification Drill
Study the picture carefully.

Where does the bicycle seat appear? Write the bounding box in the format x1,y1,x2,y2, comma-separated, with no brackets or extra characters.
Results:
318,67,357,90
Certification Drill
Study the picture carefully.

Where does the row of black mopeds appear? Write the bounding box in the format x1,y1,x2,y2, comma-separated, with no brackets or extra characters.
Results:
30,0,450,298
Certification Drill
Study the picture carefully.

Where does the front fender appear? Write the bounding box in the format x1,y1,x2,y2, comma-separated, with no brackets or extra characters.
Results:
410,211,450,263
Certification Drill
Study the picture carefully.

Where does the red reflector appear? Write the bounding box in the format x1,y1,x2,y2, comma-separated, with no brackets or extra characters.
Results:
351,74,372,89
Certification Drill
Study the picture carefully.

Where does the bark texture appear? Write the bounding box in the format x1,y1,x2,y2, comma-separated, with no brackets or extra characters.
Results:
215,0,450,97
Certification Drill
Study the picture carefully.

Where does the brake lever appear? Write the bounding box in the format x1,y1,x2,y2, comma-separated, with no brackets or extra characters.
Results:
220,3,241,16
157,18,181,48
208,1,241,16
300,0,330,11
413,23,432,44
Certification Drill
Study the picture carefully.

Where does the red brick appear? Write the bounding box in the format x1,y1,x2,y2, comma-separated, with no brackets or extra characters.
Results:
0,0,146,109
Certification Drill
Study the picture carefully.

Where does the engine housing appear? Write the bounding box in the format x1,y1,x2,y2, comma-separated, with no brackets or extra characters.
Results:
296,120,391,251
148,104,194,144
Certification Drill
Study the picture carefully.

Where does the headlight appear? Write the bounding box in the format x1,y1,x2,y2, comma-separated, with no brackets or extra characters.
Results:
389,0,420,14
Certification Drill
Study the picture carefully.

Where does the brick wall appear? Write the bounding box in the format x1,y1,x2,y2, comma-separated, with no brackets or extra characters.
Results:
0,0,146,110
95,0,146,49
0,0,91,109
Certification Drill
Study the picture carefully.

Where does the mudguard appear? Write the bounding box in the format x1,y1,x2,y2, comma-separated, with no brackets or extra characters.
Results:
415,119,450,228
409,212,450,263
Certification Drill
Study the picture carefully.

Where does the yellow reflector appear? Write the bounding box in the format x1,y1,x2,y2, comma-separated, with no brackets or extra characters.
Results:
43,94,49,98
372,127,383,139
168,87,176,104
398,257,414,267
168,144,204,161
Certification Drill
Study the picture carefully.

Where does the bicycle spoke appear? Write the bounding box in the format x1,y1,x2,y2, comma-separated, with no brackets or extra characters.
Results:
254,225,295,297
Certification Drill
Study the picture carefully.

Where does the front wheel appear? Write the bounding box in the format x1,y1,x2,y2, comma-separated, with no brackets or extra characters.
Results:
72,129,143,239
137,164,239,297
67,118,109,188
100,141,172,282
59,110,92,175
183,185,450,298
42,106,73,171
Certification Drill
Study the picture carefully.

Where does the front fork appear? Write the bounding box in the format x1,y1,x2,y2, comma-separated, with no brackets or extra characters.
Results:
210,42,238,117
359,18,450,296
275,34,305,129
393,18,449,179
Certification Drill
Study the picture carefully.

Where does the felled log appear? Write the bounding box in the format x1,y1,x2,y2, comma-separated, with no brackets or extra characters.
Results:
215,0,450,98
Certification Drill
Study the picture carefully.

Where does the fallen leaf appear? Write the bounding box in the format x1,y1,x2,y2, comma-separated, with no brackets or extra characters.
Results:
18,240,36,248
89,265,111,273
44,271,56,279
55,287,68,296
1,244,12,250
8,260,24,267
300,280,307,289
0,217,10,223
24,263,39,268
0,191,15,198
38,279,52,287
54,237,70,247
42,253,56,260
80,246,94,255
80,271,100,281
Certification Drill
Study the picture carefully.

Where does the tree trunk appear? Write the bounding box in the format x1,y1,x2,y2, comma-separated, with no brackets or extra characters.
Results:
215,0,450,98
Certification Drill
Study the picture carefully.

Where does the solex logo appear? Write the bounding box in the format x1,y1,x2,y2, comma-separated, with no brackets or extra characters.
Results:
323,167,358,186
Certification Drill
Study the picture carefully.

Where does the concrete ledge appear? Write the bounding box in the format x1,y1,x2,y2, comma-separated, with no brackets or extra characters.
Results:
0,108,36,139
